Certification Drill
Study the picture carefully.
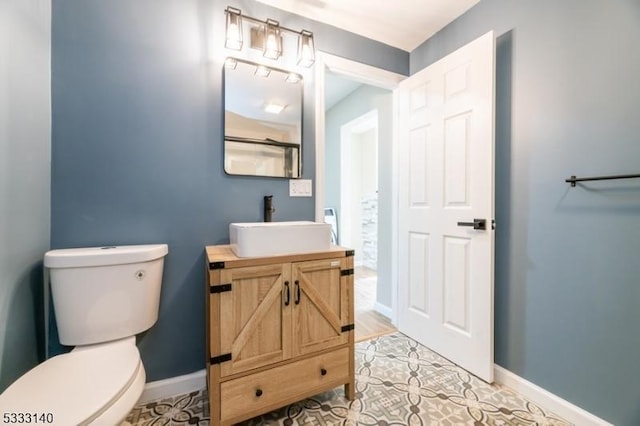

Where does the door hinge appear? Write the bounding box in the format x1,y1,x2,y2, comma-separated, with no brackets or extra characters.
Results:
492,219,496,230
340,268,354,276
210,283,232,293
210,353,232,364
341,324,355,333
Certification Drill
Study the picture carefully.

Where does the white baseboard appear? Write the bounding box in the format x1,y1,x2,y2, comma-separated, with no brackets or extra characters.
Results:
494,365,611,426
374,302,393,320
139,369,206,404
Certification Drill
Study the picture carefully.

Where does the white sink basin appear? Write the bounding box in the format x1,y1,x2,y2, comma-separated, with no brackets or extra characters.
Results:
229,221,332,258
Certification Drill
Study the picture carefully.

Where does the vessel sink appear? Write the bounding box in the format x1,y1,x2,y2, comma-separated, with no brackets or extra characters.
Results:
229,221,332,258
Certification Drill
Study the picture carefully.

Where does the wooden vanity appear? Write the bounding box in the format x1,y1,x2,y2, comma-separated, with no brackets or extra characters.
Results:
205,245,355,425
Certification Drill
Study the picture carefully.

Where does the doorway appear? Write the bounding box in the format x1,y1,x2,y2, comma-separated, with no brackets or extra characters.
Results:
315,54,404,341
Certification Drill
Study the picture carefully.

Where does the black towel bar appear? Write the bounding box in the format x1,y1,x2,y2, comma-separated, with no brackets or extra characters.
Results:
565,173,640,187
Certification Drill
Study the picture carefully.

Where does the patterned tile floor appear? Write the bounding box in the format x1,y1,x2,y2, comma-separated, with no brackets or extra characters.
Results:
126,333,571,425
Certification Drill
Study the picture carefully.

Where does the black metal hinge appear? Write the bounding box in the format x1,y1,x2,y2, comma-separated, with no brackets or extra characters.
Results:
209,261,225,270
341,324,355,333
210,353,232,364
345,250,355,257
340,268,354,276
210,283,232,293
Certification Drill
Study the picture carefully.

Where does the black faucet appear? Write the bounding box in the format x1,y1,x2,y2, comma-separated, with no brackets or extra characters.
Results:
264,195,275,222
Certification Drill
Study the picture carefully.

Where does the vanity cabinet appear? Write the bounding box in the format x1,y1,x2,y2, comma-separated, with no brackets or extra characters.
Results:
205,245,355,426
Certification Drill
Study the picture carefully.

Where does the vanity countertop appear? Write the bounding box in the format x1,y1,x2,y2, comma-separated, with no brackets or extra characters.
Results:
206,244,352,269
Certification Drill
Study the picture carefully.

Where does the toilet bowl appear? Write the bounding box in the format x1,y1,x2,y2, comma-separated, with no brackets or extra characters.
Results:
0,244,168,425
0,337,144,425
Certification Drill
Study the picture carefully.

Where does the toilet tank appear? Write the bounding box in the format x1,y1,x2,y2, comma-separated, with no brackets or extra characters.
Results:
44,244,168,346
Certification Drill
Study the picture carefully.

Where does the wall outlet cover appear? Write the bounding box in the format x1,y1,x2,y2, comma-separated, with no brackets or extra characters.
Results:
290,179,312,197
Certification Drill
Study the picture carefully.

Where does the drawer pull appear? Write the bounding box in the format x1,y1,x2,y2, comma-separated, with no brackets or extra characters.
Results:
255,388,263,397
320,368,327,376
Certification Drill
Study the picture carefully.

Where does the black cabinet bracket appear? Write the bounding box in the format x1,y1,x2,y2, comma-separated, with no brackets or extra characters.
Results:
341,324,355,332
210,283,232,293
210,353,232,364
340,268,354,276
209,261,225,270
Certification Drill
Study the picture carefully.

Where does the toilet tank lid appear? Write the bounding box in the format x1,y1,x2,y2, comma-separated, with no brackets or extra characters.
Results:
44,244,168,268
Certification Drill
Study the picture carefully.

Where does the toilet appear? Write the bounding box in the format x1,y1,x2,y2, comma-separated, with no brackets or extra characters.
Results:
0,244,168,425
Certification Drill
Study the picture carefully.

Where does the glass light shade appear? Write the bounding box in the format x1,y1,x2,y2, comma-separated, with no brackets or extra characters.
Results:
225,7,243,50
263,19,282,60
297,30,315,67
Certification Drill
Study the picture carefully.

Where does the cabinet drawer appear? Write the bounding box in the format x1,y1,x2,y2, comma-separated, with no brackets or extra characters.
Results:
220,347,349,422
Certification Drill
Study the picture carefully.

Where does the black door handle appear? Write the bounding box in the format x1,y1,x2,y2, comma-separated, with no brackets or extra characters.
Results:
457,218,487,230
294,280,301,305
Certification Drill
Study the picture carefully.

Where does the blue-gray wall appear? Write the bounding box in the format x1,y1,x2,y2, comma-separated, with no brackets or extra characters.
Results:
0,0,51,392
324,84,394,309
410,1,640,424
50,0,408,382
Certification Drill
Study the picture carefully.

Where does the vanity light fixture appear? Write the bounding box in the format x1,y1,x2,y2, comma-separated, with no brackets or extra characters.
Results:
224,7,243,50
297,30,315,67
224,6,316,68
263,19,282,60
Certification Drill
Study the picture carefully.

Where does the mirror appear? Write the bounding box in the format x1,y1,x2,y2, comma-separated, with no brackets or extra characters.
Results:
224,58,303,178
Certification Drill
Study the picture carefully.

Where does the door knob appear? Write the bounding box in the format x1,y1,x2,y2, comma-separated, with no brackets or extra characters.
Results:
457,218,487,230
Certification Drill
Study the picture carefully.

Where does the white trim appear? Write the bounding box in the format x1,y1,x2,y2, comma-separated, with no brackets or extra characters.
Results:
314,51,406,329
494,365,612,426
138,369,206,404
390,88,400,326
314,51,405,223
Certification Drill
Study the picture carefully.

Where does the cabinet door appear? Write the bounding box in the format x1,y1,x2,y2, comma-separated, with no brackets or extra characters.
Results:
219,264,292,376
291,258,351,357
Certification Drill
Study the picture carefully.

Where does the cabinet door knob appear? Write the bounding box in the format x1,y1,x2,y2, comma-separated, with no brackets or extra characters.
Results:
320,368,327,376
255,388,263,397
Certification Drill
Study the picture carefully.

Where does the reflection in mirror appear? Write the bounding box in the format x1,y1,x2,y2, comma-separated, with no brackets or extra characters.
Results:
224,58,303,178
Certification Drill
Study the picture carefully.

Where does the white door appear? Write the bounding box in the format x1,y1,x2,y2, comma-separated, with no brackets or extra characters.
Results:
397,31,495,382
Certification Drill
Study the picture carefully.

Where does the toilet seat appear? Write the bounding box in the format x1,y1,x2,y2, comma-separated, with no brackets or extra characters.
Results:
0,337,141,425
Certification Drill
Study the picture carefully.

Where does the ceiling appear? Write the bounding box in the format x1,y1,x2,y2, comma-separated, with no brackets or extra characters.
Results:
256,0,480,51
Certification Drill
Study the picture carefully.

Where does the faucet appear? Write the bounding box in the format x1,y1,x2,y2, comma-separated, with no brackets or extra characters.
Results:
264,195,275,222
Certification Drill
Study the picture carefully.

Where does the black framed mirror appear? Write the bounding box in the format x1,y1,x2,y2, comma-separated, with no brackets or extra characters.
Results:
224,58,303,178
